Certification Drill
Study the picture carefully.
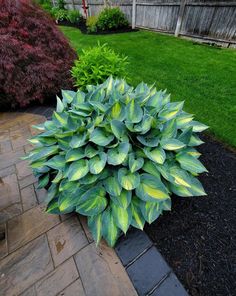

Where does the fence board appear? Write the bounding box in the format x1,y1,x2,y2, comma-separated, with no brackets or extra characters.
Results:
59,0,236,44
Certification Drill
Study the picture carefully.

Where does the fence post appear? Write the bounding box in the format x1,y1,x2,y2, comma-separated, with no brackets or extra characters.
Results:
71,0,75,10
132,0,136,29
175,0,186,37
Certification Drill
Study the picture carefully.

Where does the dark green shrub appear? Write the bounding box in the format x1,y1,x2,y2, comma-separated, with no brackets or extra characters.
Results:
71,43,128,89
86,15,98,33
25,77,208,247
97,7,129,31
66,10,82,24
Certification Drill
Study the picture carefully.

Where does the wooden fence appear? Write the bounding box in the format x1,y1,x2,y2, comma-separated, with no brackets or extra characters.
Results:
58,0,236,47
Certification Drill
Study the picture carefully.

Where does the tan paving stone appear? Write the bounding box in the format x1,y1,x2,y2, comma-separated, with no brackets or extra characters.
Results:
19,174,37,189
74,243,138,296
20,285,36,296
0,174,20,210
47,216,88,267
24,143,34,154
8,205,60,252
0,148,24,170
35,257,79,296
10,127,32,150
0,235,54,296
21,185,38,211
0,223,7,260
16,160,32,180
0,165,15,178
58,279,86,296
0,203,22,224
0,140,12,154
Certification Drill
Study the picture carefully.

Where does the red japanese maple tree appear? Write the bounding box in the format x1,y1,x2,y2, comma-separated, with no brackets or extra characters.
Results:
0,0,77,109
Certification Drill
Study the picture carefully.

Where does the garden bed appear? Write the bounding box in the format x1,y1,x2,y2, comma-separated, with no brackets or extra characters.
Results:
145,134,236,296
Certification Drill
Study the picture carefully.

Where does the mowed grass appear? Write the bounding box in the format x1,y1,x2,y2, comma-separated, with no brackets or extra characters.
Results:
61,26,236,147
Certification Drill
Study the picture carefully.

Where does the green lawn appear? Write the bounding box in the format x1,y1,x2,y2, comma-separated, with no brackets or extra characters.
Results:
61,26,236,147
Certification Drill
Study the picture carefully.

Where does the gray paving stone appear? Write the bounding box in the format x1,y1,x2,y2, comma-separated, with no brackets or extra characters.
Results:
58,279,86,296
0,174,21,210
126,246,171,296
19,174,37,189
0,203,22,224
47,216,88,266
0,165,15,178
16,160,32,180
21,185,38,211
115,228,152,266
8,205,60,252
0,235,53,296
35,257,79,296
0,223,7,260
20,285,36,296
0,148,24,170
150,273,188,296
74,243,138,296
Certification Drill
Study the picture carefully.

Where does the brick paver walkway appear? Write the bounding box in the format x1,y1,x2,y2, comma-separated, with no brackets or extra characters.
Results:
0,112,137,296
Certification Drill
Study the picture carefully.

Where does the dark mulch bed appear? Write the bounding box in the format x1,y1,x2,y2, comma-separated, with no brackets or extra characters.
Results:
58,20,138,35
145,134,236,296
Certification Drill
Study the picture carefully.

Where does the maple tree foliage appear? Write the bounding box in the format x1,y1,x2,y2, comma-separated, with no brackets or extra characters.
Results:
0,0,77,109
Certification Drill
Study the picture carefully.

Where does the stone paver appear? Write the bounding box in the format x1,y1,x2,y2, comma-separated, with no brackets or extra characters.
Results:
0,223,7,259
58,279,85,296
0,235,54,296
0,112,138,296
16,160,32,180
20,185,38,211
8,205,60,252
47,216,88,266
35,258,79,296
74,242,137,296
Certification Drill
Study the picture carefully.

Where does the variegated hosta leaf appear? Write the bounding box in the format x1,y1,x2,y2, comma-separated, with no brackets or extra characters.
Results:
27,77,208,248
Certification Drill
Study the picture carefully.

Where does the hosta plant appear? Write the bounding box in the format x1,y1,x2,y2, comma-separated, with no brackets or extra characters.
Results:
25,77,208,247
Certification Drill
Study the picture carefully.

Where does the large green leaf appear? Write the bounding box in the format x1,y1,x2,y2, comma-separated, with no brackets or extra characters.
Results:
134,114,153,134
45,155,65,170
88,214,102,245
37,173,49,189
56,96,64,113
161,119,177,139
160,138,186,151
142,161,161,179
89,152,107,174
107,142,130,165
169,166,192,188
30,145,59,162
110,120,126,140
136,135,159,147
170,175,206,197
126,99,143,123
128,153,144,173
110,101,125,121
112,203,131,234
67,159,89,181
102,207,119,247
65,148,84,162
176,153,207,173
136,174,170,201
118,168,140,190
53,111,68,126
90,128,114,146
144,147,166,164
76,187,107,216
46,198,60,214
190,121,209,132
62,90,76,105
130,197,145,230
159,102,184,121
104,175,122,196
140,200,161,224
110,190,131,209
178,127,193,144
70,133,86,148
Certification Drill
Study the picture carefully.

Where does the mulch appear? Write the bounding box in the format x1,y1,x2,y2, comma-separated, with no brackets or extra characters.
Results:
145,134,236,296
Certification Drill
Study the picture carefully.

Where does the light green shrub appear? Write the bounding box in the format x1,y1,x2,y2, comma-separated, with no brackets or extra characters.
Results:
71,43,129,89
